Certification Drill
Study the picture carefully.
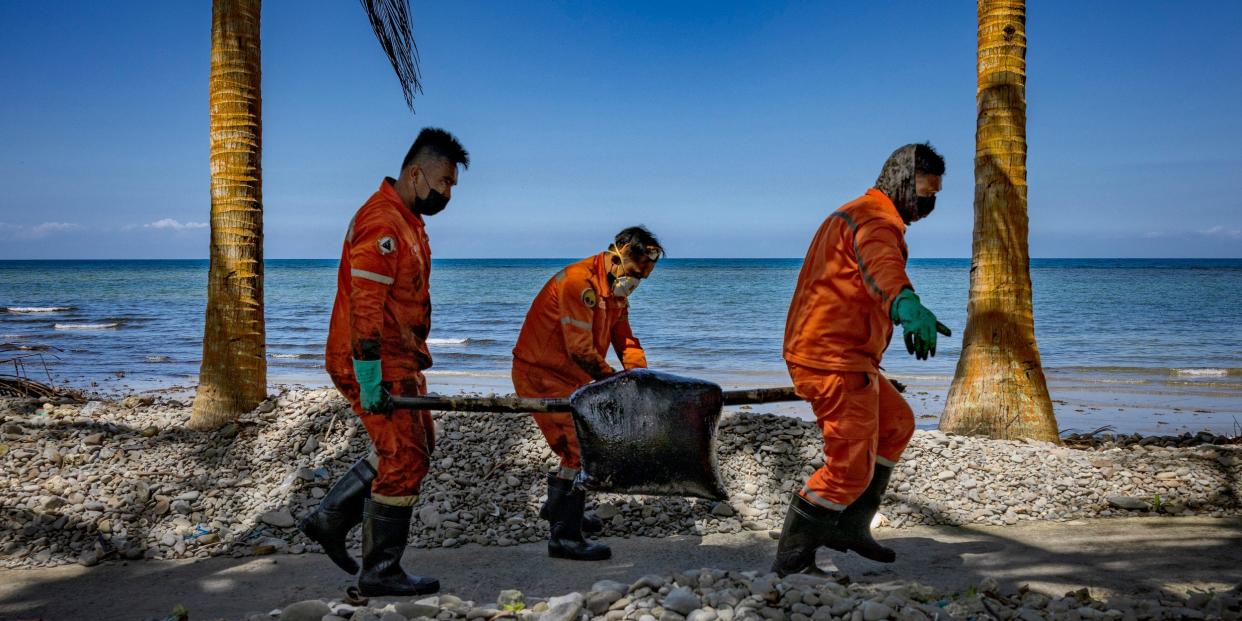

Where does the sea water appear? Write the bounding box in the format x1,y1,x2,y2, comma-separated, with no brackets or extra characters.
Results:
2,258,1239,435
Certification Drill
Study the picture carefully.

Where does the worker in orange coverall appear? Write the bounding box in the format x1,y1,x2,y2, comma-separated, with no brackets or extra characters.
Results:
512,226,663,561
299,128,468,597
774,143,951,576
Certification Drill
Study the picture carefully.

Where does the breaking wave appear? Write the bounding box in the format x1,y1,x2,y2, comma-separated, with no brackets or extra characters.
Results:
4,306,74,313
54,323,118,330
428,337,470,345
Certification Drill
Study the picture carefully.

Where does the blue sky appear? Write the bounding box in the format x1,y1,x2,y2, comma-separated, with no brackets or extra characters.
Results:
1,1,1239,259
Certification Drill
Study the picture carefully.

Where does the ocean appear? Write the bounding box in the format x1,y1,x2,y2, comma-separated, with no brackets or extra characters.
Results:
2,258,1240,435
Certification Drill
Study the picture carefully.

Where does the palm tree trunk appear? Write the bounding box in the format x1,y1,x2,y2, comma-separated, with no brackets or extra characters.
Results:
190,0,266,430
940,0,1059,442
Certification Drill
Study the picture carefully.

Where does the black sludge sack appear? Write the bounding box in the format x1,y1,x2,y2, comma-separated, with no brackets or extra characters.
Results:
570,369,728,500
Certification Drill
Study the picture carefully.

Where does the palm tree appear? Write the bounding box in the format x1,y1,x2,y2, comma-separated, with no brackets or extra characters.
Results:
939,0,1060,442
190,0,422,430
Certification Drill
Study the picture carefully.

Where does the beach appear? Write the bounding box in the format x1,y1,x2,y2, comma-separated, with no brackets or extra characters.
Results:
0,388,1239,620
3,259,1242,619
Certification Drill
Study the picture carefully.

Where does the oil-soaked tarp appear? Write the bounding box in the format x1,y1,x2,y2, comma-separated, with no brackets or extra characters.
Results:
570,369,728,500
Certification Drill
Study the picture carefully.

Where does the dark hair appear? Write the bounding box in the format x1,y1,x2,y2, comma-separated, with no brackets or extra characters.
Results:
914,142,945,176
401,127,470,170
613,226,665,261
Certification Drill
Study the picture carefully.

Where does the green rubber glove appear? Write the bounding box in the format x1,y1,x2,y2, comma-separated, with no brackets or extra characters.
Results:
352,358,392,413
890,289,952,361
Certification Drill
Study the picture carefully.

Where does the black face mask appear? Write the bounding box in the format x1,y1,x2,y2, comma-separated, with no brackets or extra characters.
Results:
414,187,448,216
412,174,449,216
915,195,936,220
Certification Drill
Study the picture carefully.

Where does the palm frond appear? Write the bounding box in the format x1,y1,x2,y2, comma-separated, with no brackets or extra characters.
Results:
360,0,422,110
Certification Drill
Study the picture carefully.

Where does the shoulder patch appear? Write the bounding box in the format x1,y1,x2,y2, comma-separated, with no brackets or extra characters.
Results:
377,236,396,255
581,287,598,309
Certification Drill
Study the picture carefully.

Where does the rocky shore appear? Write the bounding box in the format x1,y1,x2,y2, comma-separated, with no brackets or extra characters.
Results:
0,388,1238,572
252,570,1242,621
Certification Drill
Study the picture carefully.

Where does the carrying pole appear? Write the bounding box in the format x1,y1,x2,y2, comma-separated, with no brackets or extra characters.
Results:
390,386,802,413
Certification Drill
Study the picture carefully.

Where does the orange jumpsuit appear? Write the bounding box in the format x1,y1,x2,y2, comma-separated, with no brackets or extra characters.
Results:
325,178,435,502
512,253,648,469
784,188,916,510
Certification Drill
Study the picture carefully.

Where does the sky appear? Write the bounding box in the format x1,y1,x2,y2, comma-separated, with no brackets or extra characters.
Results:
1,1,1240,259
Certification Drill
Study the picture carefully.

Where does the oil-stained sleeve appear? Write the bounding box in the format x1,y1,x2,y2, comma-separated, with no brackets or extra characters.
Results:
347,217,400,359
611,309,647,370
853,219,913,317
558,274,615,379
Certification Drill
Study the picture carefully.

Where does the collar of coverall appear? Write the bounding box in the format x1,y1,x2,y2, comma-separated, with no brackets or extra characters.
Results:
864,188,908,233
380,177,428,229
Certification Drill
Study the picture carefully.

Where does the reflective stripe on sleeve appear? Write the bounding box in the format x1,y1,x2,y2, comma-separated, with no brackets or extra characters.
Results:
351,268,395,285
829,211,891,305
800,486,847,511
875,455,898,468
560,316,592,331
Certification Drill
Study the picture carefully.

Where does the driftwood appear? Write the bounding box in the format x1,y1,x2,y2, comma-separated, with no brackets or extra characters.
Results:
0,375,58,399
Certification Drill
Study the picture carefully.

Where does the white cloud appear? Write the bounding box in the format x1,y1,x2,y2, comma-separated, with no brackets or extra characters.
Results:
145,218,208,231
0,221,81,240
1198,225,1242,240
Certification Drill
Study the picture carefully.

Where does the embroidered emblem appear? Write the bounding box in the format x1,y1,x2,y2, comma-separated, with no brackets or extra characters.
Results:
581,288,598,309
377,236,396,255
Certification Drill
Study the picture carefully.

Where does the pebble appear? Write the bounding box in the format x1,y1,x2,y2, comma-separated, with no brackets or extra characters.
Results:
1,388,1238,571
261,510,296,528
250,572,1241,621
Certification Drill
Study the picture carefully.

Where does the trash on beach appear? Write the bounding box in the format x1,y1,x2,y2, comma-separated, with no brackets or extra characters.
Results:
392,369,805,500
571,369,727,499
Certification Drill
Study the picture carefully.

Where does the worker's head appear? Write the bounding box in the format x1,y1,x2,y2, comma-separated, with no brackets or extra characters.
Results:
397,128,470,216
875,142,945,225
607,226,664,297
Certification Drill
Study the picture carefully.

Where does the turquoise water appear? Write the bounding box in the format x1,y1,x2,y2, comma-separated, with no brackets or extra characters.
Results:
2,259,1240,434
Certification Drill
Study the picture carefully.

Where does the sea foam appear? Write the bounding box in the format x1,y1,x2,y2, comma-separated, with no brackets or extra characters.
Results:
428,337,470,345
5,306,73,313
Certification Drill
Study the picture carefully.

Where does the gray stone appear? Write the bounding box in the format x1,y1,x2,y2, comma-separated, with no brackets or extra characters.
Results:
687,611,719,621
279,599,331,621
593,580,629,594
541,592,584,621
586,590,624,614
1106,496,1149,511
261,509,297,528
392,602,439,619
418,506,442,528
631,574,668,591
663,587,701,616
711,503,736,517
862,600,893,621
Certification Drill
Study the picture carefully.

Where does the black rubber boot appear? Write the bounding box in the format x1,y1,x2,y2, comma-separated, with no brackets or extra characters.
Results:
772,492,841,577
826,463,896,563
357,499,440,597
546,475,611,561
298,457,375,574
540,476,603,534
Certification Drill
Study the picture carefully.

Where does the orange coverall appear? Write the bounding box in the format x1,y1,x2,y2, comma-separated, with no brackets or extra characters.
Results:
512,252,648,469
784,188,916,510
325,178,435,501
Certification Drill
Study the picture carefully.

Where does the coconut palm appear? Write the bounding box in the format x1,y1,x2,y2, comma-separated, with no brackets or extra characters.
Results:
939,0,1060,442
190,0,421,430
